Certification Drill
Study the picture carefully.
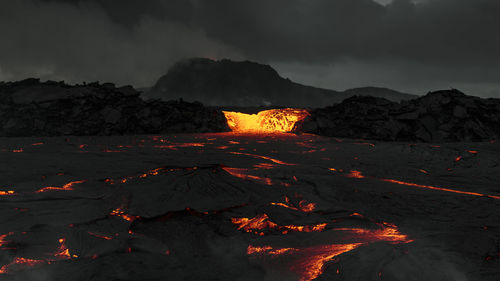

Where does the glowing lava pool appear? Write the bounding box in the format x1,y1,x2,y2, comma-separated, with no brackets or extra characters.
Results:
0,133,499,280
222,108,309,133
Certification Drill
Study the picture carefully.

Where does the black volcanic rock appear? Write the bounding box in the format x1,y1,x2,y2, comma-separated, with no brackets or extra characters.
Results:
0,79,229,137
303,89,500,142
145,58,416,107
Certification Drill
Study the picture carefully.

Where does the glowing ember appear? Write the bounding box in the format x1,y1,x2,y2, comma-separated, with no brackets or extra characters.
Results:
36,180,86,193
109,207,140,222
380,178,500,200
54,238,71,259
222,167,273,185
88,232,114,240
270,196,316,212
0,238,77,275
0,190,16,196
105,166,197,185
245,222,411,281
223,108,309,133
0,257,45,274
0,232,14,247
229,151,295,166
330,167,500,199
231,214,327,235
346,170,365,179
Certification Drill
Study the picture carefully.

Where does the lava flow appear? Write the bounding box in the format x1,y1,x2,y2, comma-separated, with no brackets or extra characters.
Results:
35,180,86,193
329,168,500,200
245,222,412,281
231,214,327,235
223,108,309,133
270,196,316,212
0,237,74,275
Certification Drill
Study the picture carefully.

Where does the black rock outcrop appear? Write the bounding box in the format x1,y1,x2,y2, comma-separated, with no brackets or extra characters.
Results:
0,79,229,137
302,89,500,142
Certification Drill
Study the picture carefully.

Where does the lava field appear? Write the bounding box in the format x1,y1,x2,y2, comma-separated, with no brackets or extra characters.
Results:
1,130,499,281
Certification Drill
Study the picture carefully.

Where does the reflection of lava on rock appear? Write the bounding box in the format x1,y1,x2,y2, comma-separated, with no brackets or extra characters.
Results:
223,108,309,133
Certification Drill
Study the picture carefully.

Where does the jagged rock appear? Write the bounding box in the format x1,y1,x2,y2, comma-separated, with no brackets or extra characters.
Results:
0,79,230,137
303,90,500,142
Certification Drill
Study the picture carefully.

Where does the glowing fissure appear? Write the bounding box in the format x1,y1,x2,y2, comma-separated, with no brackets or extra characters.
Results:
0,238,74,274
105,166,198,185
270,196,316,212
36,180,86,193
329,168,500,200
0,190,16,196
109,207,140,222
245,222,411,281
231,214,327,235
222,167,273,186
229,151,296,166
223,108,309,133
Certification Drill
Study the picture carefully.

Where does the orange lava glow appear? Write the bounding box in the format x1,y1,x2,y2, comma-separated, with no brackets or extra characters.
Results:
346,170,365,179
54,238,71,259
0,190,16,196
0,257,45,274
380,178,500,200
245,223,411,281
0,232,14,247
222,167,273,185
231,214,327,235
223,108,309,133
270,196,316,212
330,167,500,200
36,180,86,193
109,207,140,222
0,238,76,275
105,166,198,185
88,232,114,240
229,151,295,166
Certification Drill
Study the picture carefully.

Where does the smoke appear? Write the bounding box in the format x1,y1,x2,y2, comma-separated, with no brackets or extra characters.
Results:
1,0,500,97
0,0,240,87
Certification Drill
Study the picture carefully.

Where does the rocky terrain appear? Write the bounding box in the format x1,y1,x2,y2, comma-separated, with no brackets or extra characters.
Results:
0,79,229,137
0,133,498,281
145,58,416,107
302,89,500,142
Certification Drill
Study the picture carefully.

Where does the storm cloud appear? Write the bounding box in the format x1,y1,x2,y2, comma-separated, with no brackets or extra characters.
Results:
1,0,499,97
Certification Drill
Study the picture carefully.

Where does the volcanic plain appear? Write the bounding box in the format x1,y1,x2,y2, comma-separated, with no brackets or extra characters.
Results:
1,132,499,281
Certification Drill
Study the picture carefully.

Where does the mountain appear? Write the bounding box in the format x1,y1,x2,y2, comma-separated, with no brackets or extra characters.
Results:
145,58,417,107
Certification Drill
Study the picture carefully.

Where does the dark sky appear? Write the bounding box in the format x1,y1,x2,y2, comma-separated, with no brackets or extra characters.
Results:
1,0,499,97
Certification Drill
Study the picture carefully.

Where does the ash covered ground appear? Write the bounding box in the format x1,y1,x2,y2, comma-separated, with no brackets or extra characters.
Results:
0,133,499,281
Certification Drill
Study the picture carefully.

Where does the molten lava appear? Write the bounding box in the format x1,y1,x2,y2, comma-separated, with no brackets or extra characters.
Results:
245,222,411,281
36,180,86,193
270,196,316,213
223,108,309,133
222,167,273,186
231,214,327,235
